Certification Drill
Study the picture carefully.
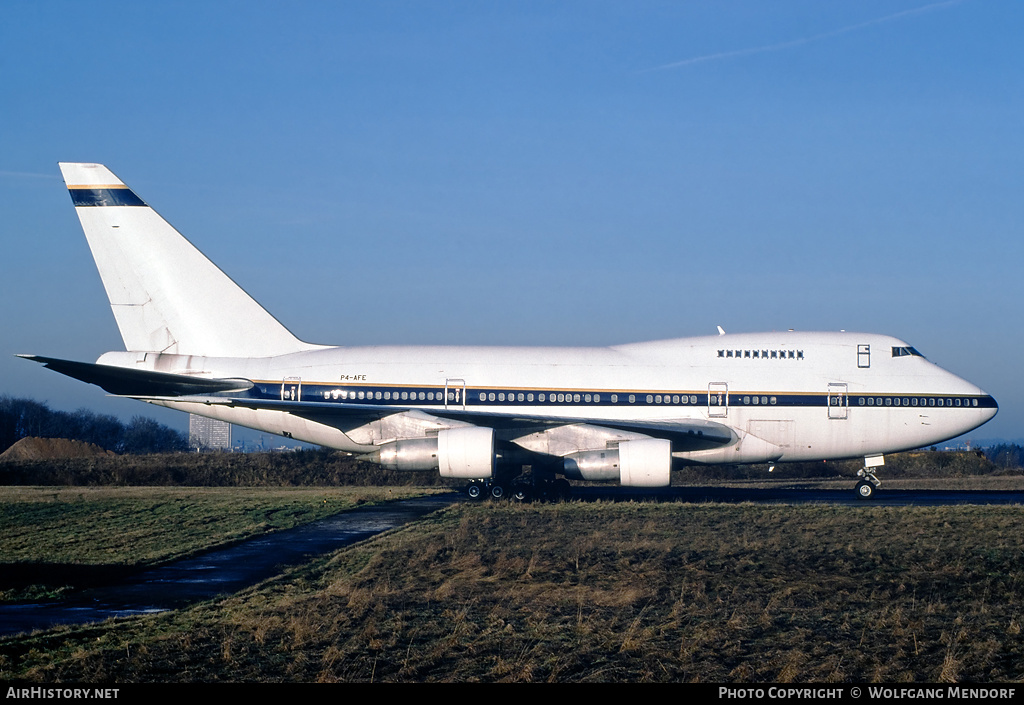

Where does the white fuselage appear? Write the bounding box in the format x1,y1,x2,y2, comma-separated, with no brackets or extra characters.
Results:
101,330,997,465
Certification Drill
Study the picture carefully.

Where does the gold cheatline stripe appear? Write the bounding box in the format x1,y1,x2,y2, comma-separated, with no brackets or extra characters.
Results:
66,184,129,190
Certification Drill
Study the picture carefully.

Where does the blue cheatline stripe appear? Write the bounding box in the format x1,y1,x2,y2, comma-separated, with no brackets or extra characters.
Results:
252,381,997,411
69,188,147,207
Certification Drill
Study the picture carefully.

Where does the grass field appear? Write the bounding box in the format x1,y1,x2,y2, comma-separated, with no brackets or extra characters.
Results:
0,486,441,600
1,490,1023,682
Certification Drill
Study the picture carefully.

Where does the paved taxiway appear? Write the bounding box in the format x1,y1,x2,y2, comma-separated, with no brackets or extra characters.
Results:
572,485,1024,506
1,486,1021,638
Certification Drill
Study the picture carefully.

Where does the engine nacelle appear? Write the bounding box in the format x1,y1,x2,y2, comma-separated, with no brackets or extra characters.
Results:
372,427,495,479
619,438,672,487
437,426,495,479
563,438,671,487
375,437,440,471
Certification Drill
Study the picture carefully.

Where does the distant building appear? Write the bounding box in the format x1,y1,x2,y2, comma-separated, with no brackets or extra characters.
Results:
189,414,231,451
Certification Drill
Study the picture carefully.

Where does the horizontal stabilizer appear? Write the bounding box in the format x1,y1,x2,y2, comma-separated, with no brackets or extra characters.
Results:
17,355,253,397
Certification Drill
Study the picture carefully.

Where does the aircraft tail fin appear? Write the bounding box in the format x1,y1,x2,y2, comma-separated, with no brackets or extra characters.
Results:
59,163,321,358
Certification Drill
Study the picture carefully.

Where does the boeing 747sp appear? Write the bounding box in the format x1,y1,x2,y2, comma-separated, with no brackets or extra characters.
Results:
19,163,998,499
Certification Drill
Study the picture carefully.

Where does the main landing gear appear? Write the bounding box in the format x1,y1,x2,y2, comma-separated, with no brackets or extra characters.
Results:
465,477,572,503
465,480,510,501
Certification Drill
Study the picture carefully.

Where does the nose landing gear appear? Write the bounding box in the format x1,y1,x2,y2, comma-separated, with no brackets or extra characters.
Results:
855,478,877,499
856,455,884,500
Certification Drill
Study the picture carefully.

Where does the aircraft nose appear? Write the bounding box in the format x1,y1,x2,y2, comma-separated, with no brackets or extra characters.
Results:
947,369,998,430
966,382,998,427
983,393,998,422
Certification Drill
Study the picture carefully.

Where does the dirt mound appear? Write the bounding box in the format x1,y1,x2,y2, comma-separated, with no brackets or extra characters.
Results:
0,437,116,462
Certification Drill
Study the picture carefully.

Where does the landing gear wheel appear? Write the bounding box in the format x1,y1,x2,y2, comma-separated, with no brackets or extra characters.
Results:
466,482,483,500
511,484,532,503
856,480,875,500
490,484,505,500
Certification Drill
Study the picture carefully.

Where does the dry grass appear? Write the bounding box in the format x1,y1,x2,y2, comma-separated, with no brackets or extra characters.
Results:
2,500,1022,683
0,486,441,600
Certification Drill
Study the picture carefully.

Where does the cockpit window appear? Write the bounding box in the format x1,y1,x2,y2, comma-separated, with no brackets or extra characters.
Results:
891,346,924,358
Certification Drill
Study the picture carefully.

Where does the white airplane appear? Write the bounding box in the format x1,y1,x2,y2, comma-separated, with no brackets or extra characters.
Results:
20,163,998,500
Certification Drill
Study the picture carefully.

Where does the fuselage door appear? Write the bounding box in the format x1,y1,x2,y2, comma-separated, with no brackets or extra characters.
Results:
281,376,301,402
858,344,871,368
827,382,848,419
445,378,466,410
708,382,729,418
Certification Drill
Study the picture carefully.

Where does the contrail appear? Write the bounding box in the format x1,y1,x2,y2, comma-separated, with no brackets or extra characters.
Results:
0,170,60,180
644,0,965,72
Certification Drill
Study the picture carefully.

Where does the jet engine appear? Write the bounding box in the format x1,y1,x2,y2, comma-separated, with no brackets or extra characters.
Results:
373,426,494,479
563,438,671,487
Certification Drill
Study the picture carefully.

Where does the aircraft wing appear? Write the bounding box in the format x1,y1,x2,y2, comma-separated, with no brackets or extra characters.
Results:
118,393,735,453
20,354,734,453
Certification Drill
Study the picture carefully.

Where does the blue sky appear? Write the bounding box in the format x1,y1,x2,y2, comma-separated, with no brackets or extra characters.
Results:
2,0,1021,442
